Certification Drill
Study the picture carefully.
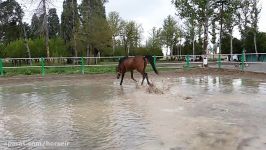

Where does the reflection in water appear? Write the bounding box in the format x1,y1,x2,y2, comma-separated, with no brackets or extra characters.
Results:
232,78,242,92
259,83,266,94
0,76,266,150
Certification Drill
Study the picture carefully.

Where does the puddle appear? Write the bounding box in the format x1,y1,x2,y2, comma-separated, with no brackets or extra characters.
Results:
0,76,266,149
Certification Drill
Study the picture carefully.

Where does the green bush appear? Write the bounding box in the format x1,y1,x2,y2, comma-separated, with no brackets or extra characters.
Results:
4,39,27,58
0,44,6,57
28,38,46,57
2,38,163,58
49,38,69,57
102,46,163,56
2,37,69,58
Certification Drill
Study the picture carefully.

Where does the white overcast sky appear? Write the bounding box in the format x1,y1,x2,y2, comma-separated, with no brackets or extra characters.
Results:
18,0,266,41
105,0,177,40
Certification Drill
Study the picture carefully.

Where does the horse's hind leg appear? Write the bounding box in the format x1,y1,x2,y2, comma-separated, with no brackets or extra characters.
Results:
131,71,137,82
120,73,125,85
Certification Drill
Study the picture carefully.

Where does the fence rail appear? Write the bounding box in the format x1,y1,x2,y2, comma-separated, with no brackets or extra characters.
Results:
0,53,266,76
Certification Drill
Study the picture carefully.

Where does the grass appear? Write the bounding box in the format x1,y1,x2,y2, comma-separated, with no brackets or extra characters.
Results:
2,66,115,77
1,65,177,77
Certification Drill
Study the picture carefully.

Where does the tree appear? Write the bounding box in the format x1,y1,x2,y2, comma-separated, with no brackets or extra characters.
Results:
30,13,42,38
48,8,60,38
210,18,217,48
119,20,143,56
237,0,251,50
147,27,162,50
79,0,111,63
41,0,50,57
21,22,32,64
0,0,32,62
161,15,179,56
173,0,215,55
250,0,261,59
61,0,79,57
0,0,24,43
107,11,122,55
197,0,215,54
223,0,241,59
183,14,197,59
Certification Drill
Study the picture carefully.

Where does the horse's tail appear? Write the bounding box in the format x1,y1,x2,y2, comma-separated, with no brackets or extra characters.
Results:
144,55,158,74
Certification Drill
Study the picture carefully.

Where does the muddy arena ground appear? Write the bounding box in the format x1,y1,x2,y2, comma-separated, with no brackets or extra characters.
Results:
0,68,266,150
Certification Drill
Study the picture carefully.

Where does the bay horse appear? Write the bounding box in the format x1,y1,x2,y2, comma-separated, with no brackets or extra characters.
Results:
116,55,158,85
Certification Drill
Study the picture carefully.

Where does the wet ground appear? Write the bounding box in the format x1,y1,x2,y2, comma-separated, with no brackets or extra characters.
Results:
0,72,266,150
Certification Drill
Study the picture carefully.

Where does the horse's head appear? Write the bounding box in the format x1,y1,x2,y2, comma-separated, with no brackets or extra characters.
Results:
116,66,121,79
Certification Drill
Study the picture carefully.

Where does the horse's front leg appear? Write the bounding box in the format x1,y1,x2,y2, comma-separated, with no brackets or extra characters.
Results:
145,73,151,85
131,70,137,82
141,73,146,85
120,73,125,85
141,73,151,86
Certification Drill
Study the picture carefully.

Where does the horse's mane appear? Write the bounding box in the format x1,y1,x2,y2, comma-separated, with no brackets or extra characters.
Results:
118,56,128,65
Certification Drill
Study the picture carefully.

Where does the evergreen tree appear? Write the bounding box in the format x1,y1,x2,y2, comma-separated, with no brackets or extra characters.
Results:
61,0,79,56
0,0,24,43
30,13,41,38
48,8,60,38
79,0,111,63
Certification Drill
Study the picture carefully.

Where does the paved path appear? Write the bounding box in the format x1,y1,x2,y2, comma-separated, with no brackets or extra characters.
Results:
211,63,266,74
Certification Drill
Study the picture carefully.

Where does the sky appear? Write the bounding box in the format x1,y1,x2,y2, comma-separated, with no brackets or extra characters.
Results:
17,0,266,42
105,0,176,41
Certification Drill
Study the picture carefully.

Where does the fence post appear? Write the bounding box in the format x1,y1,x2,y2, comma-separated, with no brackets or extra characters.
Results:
153,56,156,65
40,57,45,76
185,55,190,69
218,53,222,69
0,58,3,76
81,57,85,74
241,49,245,71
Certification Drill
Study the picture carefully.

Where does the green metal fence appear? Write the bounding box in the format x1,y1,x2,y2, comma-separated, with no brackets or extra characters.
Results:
0,53,265,76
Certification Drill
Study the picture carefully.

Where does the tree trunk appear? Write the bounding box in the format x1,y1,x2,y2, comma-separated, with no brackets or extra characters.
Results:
170,44,173,57
179,39,182,59
42,0,49,58
123,37,128,57
73,33,77,64
72,0,77,58
192,35,195,61
86,44,90,64
90,46,94,64
180,44,182,56
254,32,258,60
230,30,233,61
112,36,115,56
127,45,130,56
21,21,32,65
197,23,203,53
203,17,209,55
